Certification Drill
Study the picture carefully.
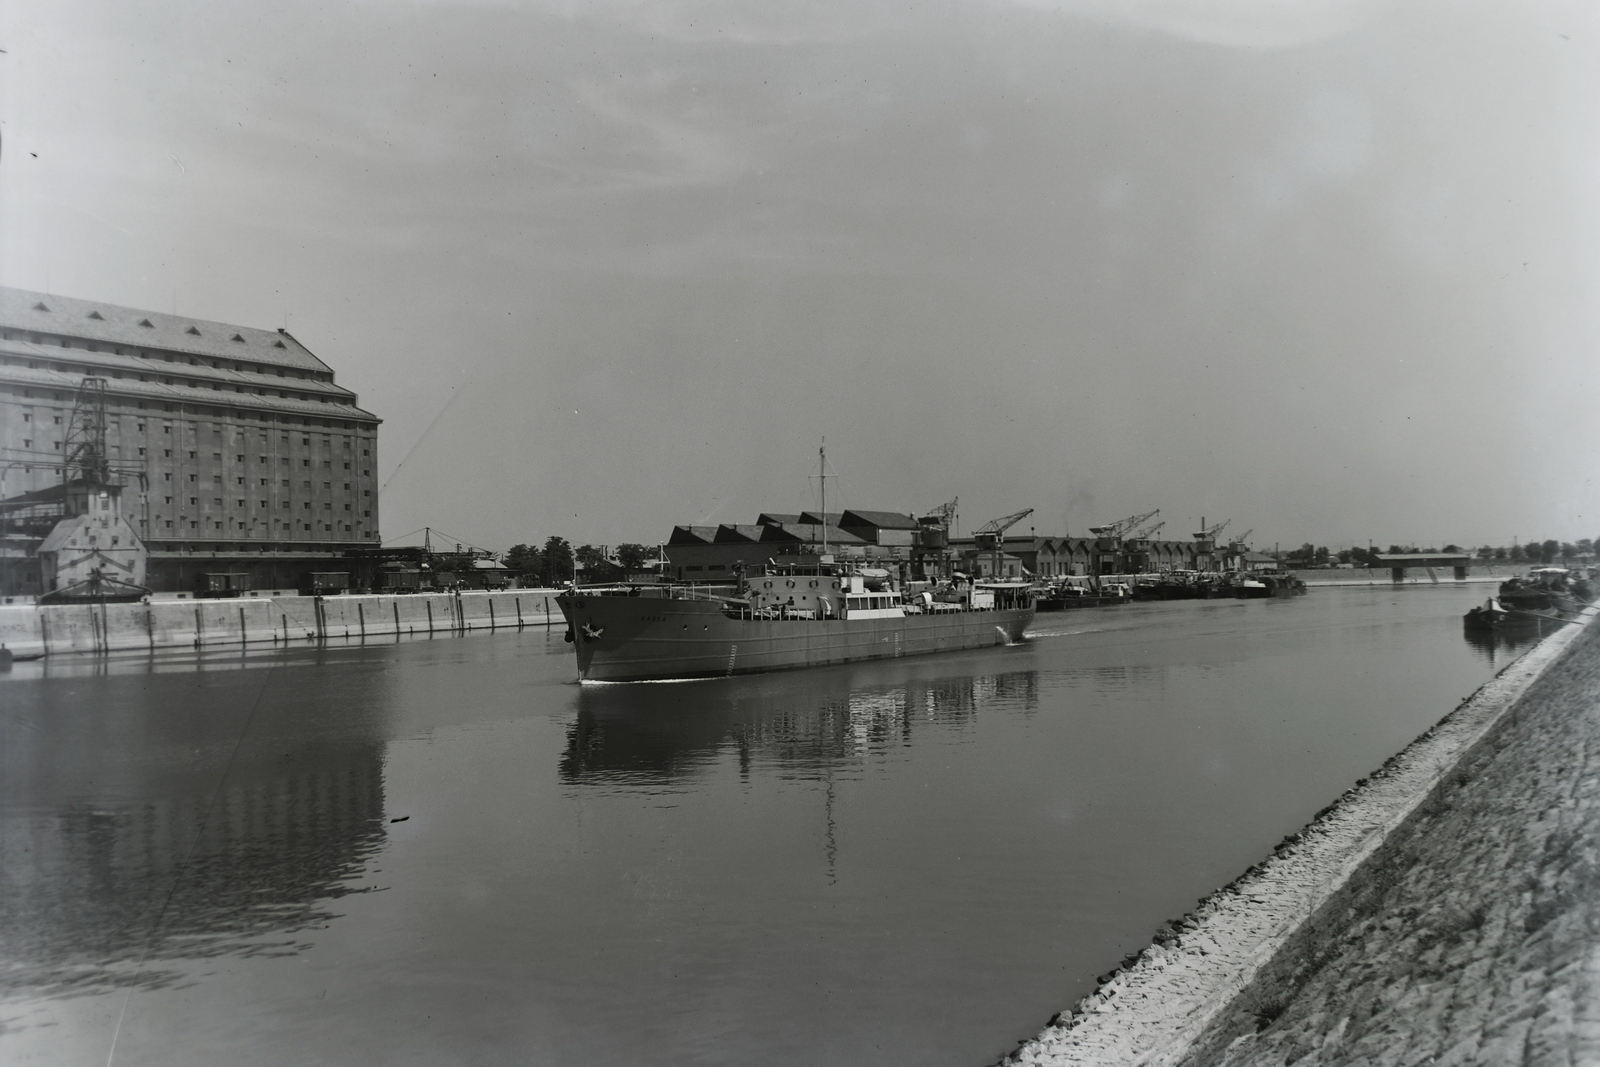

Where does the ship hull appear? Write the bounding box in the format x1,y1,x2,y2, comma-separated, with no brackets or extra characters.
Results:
557,593,1033,682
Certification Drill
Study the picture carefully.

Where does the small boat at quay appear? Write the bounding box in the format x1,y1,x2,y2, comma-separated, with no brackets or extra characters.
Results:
556,568,1034,682
1462,597,1511,632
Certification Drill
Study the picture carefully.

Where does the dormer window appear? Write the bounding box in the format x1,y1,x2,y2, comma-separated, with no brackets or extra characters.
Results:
186,326,201,336
273,340,287,349
231,333,246,342
32,302,49,312
139,319,154,327
88,311,105,320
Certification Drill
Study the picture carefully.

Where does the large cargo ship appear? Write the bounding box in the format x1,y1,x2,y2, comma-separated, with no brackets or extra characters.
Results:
556,569,1033,682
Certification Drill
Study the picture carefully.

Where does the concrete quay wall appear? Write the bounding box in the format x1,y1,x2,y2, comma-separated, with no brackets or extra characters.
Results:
0,589,565,658
1000,604,1600,1067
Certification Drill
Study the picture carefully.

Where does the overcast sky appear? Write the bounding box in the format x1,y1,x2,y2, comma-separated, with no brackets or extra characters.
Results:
3,0,1597,552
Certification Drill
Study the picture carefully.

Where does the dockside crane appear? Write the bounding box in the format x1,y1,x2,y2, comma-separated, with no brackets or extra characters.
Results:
1194,518,1231,542
913,497,959,578
1088,509,1160,540
1129,519,1166,541
973,507,1034,579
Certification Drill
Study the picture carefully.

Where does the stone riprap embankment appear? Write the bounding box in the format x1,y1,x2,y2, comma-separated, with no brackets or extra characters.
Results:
0,588,565,658
999,604,1599,1067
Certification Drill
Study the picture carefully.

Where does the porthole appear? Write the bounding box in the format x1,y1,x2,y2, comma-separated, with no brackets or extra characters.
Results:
809,580,817,588
786,579,795,588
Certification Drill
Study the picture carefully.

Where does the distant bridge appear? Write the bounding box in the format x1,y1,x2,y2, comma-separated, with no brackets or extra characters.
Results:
1373,553,1473,582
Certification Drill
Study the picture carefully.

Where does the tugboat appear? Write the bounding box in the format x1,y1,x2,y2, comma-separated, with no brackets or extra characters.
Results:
557,566,1034,682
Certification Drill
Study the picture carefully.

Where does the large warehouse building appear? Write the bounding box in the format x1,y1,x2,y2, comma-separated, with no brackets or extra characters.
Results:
0,287,380,592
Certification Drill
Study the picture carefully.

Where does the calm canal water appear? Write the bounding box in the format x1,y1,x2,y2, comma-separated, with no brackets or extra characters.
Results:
0,584,1547,1066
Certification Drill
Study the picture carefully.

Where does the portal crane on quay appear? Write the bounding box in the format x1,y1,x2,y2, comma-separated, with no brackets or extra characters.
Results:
1088,509,1159,539
974,507,1034,579
1129,519,1165,541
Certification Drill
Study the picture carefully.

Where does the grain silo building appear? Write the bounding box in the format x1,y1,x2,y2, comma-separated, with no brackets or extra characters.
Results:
0,287,380,592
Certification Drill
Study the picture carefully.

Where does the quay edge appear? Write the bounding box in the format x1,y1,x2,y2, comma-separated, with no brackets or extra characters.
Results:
998,602,1600,1067
0,588,566,659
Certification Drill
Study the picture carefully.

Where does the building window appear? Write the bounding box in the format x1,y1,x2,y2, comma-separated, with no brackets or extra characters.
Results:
139,447,146,456
21,413,30,422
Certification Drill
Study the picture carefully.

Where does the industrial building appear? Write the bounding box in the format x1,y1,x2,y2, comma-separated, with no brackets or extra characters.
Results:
662,507,1258,582
0,287,380,594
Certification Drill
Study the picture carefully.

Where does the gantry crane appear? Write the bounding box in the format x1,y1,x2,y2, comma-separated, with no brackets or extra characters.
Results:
1193,518,1231,542
973,507,1034,579
913,497,959,578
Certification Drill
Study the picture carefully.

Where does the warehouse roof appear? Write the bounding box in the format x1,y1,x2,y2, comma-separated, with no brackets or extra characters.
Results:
0,287,332,374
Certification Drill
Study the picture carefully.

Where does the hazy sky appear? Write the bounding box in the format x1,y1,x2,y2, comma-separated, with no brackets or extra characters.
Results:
3,0,1597,551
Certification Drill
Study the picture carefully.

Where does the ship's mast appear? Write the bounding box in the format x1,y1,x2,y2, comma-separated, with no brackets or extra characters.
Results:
820,438,827,560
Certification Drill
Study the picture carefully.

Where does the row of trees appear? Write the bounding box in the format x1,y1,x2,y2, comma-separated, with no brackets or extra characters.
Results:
501,539,658,586
1281,539,1596,568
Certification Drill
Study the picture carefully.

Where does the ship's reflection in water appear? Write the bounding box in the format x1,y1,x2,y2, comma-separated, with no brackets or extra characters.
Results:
562,670,1040,787
1,649,393,1001
1461,618,1563,665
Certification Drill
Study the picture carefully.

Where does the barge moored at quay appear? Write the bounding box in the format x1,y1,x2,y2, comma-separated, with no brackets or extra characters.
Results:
557,568,1033,682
